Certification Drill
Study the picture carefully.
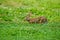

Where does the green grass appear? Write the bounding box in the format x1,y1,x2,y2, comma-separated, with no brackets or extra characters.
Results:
0,0,60,40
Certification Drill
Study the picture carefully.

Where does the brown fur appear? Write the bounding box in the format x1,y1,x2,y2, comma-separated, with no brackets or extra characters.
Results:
25,12,47,23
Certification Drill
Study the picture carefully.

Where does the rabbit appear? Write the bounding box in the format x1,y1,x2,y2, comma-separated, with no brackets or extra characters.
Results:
25,12,47,23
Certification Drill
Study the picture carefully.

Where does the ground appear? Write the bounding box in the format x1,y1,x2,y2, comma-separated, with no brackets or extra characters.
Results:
0,0,60,40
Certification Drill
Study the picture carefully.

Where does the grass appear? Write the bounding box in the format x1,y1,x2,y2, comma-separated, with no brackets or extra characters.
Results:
0,0,60,40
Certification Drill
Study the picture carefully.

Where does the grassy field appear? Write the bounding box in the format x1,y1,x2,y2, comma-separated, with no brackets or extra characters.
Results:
0,0,60,40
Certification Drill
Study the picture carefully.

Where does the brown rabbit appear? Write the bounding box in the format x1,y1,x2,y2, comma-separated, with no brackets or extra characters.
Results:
25,12,47,23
